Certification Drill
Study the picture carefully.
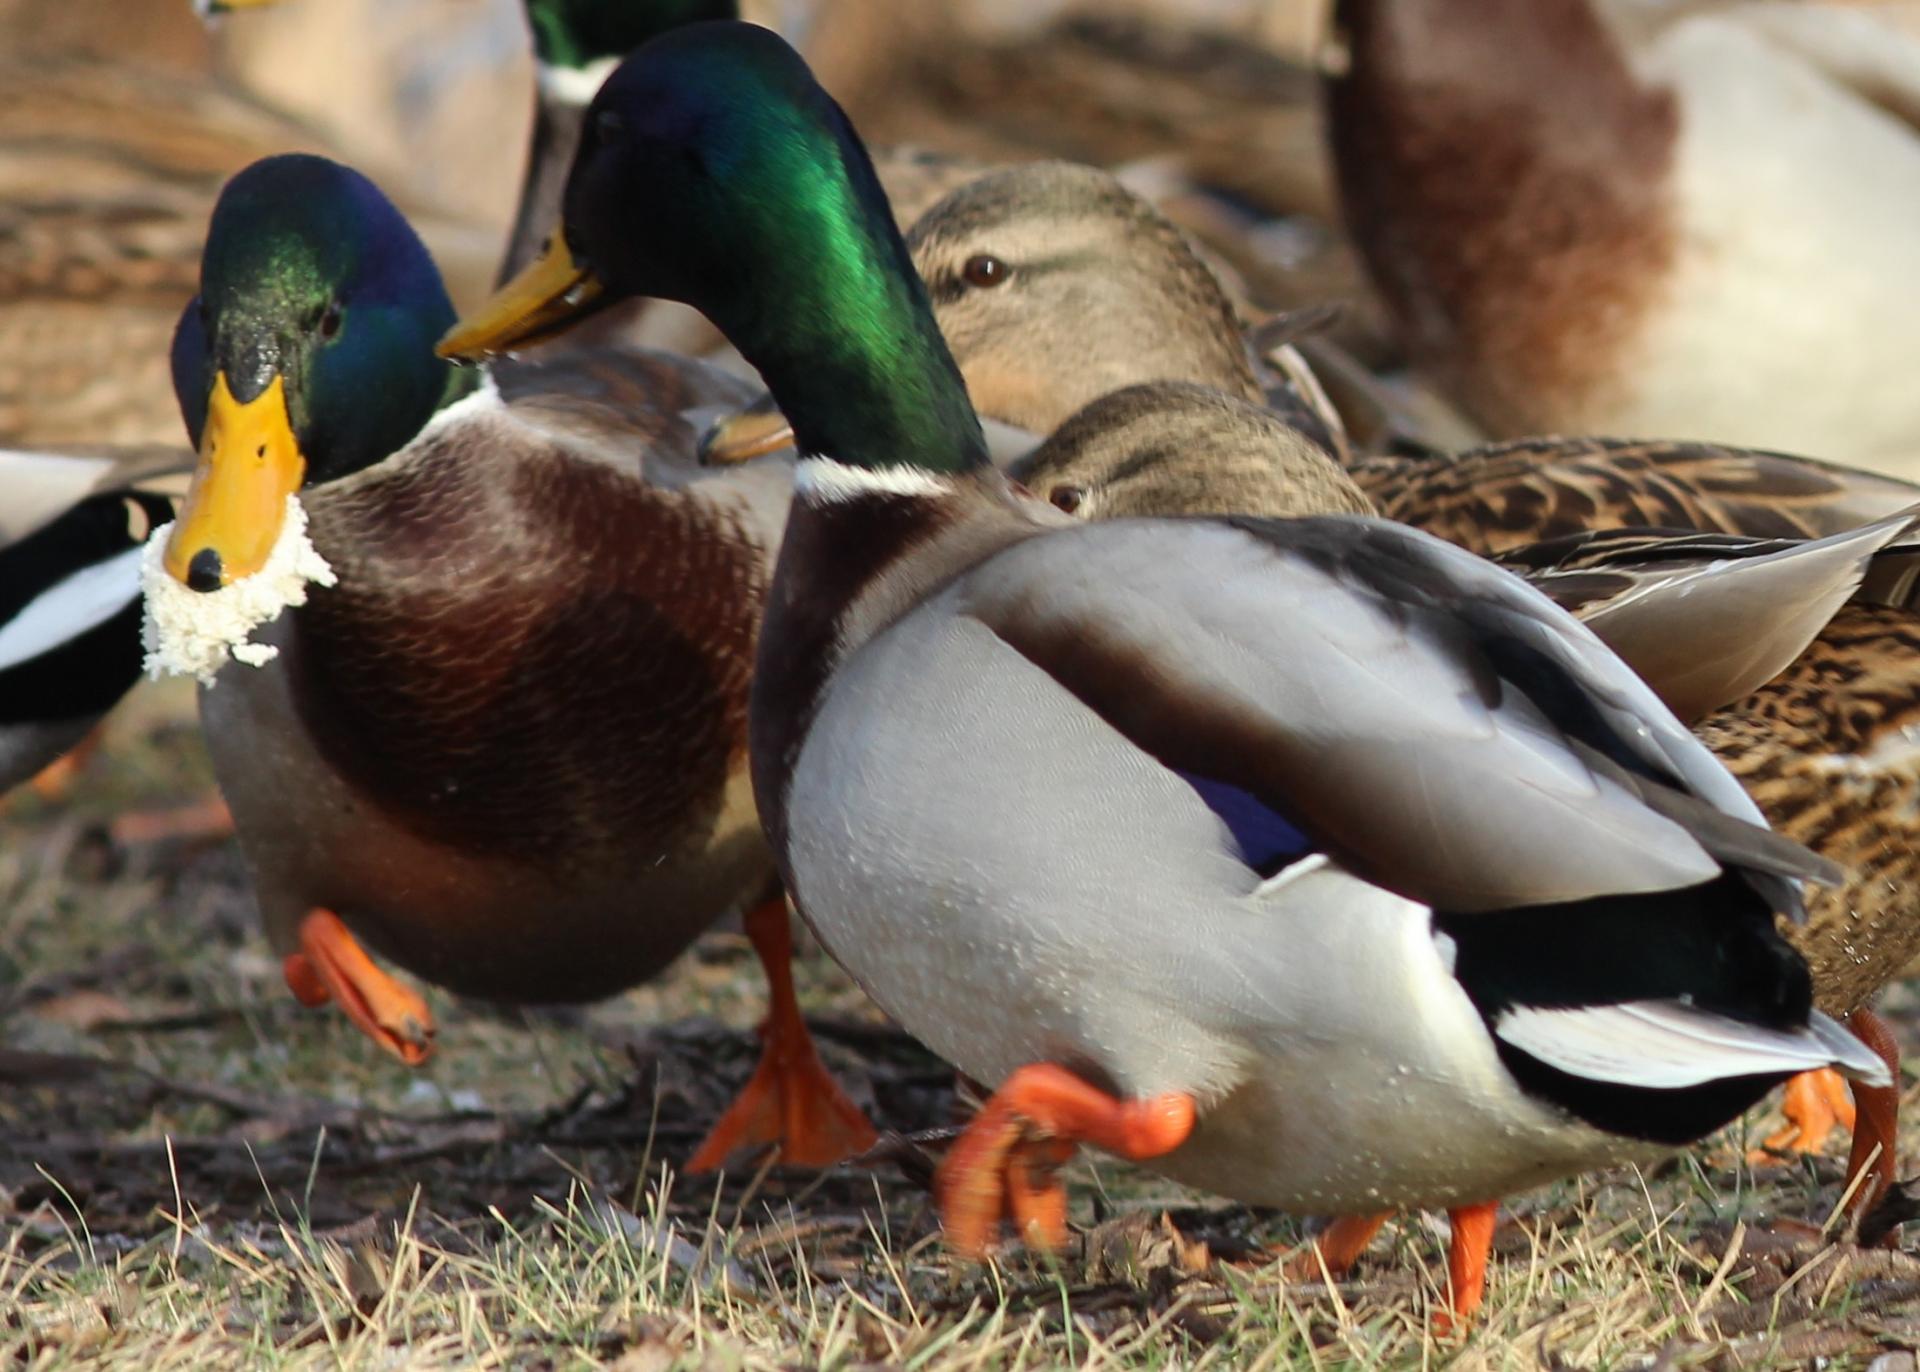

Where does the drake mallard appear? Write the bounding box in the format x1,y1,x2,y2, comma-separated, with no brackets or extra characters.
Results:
439,23,1890,1329
1014,379,1920,1230
498,0,998,368
148,151,872,1170
0,0,495,805
1325,0,1920,476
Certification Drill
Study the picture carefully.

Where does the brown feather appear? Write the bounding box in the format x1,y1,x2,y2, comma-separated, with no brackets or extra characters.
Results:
1354,437,1920,555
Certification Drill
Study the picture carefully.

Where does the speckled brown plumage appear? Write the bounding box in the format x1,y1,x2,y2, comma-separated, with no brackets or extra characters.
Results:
1352,436,1920,558
1694,606,1920,1015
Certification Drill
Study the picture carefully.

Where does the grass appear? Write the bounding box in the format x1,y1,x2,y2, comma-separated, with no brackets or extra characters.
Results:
6,682,1920,1367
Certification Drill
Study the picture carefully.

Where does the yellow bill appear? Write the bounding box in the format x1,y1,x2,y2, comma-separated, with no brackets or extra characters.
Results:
698,404,797,465
164,371,307,590
437,232,605,361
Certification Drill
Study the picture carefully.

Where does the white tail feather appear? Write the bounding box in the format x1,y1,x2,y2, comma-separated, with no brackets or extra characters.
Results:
1497,1001,1890,1089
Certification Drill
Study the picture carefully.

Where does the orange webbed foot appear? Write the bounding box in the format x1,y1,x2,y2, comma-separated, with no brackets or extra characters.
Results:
686,897,877,1172
282,909,434,1065
1748,1067,1856,1163
1284,1211,1393,1283
935,1062,1195,1259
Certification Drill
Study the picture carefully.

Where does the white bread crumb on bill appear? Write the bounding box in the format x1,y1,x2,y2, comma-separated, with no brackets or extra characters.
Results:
141,494,337,686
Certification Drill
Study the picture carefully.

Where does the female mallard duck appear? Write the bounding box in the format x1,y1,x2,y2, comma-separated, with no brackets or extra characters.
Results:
441,23,1890,1328
1014,379,1920,1234
701,160,1350,464
149,151,873,1169
1326,0,1920,475
707,157,1920,542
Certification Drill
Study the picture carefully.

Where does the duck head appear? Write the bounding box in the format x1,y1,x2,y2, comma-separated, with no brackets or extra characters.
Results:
1010,381,1374,522
442,21,985,477
167,154,466,591
506,0,741,277
906,163,1263,434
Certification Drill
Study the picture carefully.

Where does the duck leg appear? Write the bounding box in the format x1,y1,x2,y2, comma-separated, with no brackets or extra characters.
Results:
1841,1007,1902,1229
1748,1068,1856,1162
282,908,434,1065
1285,1211,1394,1281
937,1063,1196,1257
110,793,235,846
1286,1203,1497,1333
685,896,877,1172
1433,1201,1500,1337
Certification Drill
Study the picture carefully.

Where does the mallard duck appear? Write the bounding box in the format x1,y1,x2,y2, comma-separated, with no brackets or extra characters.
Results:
791,0,1377,343
0,0,493,802
150,151,872,1170
506,0,740,279
439,23,1891,1328
499,0,994,365
1015,379,1920,1227
0,444,198,804
700,160,1350,464
707,157,1920,543
1326,0,1920,475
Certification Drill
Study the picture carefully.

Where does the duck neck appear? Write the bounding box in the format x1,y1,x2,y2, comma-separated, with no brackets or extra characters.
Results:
713,130,988,478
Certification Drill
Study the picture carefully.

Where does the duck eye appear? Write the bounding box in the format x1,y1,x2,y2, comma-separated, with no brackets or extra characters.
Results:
962,254,1009,289
317,300,343,340
1048,485,1085,515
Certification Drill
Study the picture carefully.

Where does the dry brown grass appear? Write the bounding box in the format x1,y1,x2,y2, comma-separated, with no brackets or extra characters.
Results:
7,684,1920,1368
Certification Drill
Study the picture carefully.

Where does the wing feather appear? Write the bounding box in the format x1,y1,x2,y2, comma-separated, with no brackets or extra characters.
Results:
961,515,1819,914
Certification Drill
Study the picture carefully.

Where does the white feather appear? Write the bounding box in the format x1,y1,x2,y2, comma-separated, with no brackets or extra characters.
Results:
416,371,504,441
535,57,620,107
1497,1000,1891,1089
0,450,119,546
0,546,142,674
795,457,955,504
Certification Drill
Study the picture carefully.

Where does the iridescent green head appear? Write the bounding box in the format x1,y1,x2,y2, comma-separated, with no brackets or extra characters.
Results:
166,154,467,590
443,22,987,476
524,0,736,70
